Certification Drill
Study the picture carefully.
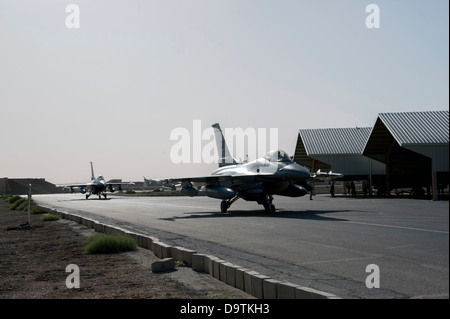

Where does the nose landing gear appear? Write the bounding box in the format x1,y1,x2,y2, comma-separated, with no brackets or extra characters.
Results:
262,194,275,214
220,196,240,213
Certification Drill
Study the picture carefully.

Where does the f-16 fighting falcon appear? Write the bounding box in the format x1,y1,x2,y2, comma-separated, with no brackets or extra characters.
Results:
143,176,178,191
58,162,133,199
165,123,342,213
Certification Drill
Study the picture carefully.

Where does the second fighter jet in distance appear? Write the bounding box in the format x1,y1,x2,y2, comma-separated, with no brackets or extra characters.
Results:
58,162,133,199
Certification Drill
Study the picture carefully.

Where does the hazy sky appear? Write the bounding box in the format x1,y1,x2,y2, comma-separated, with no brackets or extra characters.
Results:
0,0,448,184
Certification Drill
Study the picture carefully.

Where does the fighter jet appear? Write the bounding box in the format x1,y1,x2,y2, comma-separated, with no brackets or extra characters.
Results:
143,176,178,191
165,123,342,213
58,162,133,199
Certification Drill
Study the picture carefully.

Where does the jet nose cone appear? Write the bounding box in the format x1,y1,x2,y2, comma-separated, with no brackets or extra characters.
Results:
281,163,311,180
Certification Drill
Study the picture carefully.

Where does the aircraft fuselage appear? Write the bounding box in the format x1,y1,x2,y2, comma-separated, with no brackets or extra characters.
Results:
209,157,312,204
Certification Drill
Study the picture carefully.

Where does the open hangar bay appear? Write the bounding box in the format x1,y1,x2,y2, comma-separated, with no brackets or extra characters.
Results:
33,193,449,299
294,111,449,200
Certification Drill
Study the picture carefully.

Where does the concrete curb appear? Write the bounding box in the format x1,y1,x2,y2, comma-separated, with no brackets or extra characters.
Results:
53,209,340,299
151,257,175,273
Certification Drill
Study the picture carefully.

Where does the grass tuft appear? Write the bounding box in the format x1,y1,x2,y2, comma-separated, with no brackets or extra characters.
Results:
40,214,61,221
85,234,137,254
7,195,22,204
30,204,50,214
10,198,26,210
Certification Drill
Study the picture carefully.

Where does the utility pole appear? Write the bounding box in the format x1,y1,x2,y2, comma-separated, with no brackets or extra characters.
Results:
27,184,32,227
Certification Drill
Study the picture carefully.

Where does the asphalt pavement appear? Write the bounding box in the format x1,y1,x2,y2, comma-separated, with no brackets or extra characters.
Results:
33,193,449,299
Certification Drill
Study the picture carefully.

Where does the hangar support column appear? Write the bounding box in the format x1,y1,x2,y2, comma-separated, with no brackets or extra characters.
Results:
385,141,396,196
311,158,316,195
432,163,438,201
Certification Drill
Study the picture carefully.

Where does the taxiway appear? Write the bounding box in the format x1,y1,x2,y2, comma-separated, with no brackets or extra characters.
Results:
33,193,449,299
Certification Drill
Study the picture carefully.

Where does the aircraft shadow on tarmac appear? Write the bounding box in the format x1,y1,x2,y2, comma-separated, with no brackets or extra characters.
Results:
57,198,112,202
159,209,351,222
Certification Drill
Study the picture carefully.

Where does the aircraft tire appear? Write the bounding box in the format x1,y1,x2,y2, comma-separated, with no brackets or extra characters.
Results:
220,200,228,213
263,203,276,214
269,204,276,214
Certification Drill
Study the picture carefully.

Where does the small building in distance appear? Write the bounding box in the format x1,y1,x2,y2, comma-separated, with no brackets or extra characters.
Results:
0,178,64,195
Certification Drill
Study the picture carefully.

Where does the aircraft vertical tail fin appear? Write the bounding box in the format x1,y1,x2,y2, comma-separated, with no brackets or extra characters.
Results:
212,123,237,167
90,162,95,180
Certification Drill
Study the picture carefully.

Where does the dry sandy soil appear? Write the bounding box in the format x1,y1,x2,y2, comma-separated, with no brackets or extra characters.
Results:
0,199,252,299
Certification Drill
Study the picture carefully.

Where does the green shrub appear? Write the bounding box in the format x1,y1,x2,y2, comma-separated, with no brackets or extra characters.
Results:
40,214,60,221
30,204,50,214
8,195,23,204
4,196,50,214
85,234,137,254
16,199,29,211
10,198,26,210
1,194,13,201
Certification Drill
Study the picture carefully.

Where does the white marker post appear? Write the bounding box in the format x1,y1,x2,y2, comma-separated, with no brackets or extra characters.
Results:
27,184,32,227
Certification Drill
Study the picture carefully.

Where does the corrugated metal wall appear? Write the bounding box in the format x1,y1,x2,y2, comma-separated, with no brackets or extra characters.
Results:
312,155,385,176
406,145,449,172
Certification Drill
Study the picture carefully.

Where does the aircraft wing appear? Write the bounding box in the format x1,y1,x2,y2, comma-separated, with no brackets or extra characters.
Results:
57,181,134,189
166,173,287,186
106,181,135,186
167,170,343,188
56,182,95,188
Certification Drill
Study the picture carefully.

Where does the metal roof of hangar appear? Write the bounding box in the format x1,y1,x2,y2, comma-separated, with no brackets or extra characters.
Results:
293,133,331,171
377,110,449,147
363,110,449,172
299,127,373,156
293,127,384,176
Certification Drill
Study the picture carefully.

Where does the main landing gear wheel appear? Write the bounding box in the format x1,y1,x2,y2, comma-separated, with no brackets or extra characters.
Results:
86,194,90,200
263,203,276,213
221,200,228,213
263,194,276,214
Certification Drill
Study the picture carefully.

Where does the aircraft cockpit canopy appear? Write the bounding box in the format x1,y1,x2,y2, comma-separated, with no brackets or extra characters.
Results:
264,150,293,163
98,175,105,181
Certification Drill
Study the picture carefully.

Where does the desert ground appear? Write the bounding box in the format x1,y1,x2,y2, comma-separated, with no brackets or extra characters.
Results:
0,199,251,299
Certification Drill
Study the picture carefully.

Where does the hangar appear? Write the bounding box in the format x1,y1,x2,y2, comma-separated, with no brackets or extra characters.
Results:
363,110,449,200
293,127,385,195
293,110,448,199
